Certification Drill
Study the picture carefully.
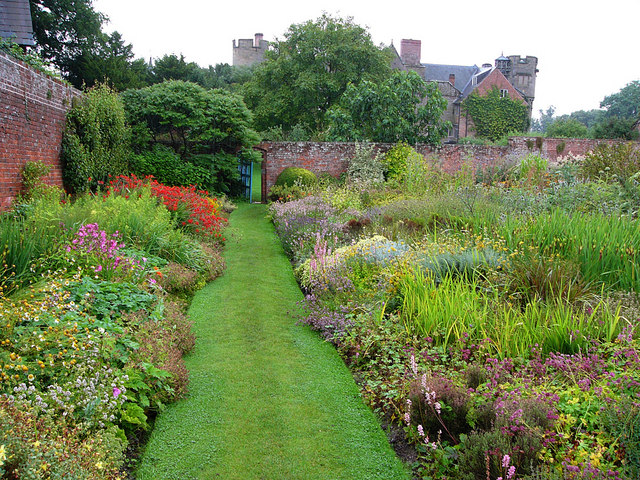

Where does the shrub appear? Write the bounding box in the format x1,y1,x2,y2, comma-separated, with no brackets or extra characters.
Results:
61,83,130,193
275,167,317,187
130,145,211,188
347,143,385,185
581,142,640,184
268,182,313,203
382,142,415,183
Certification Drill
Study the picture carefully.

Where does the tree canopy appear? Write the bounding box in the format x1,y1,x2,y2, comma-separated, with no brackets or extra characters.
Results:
29,0,147,90
600,80,640,119
326,71,450,145
242,13,392,134
121,80,261,193
545,118,589,138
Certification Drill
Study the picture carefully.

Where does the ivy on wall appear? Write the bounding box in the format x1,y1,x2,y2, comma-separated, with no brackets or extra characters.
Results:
463,87,529,141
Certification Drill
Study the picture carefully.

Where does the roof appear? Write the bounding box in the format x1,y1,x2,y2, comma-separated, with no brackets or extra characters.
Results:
422,63,478,89
0,0,35,46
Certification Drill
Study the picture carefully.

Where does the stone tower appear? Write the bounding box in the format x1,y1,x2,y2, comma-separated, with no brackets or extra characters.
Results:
233,33,269,67
495,54,538,107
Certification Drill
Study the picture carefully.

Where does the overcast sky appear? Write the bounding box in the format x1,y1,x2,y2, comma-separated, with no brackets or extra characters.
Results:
93,0,639,119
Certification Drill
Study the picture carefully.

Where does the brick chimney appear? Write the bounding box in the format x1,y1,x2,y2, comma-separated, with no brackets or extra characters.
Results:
254,33,263,48
400,39,421,66
449,74,455,86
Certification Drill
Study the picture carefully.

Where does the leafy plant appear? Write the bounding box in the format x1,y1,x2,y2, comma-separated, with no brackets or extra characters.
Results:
463,87,529,141
61,83,130,193
274,167,317,187
347,143,385,185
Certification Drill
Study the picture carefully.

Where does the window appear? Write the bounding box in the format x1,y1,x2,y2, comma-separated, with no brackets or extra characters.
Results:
472,76,477,86
500,89,508,98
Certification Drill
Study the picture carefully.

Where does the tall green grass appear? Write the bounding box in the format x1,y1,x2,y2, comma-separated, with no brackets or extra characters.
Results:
399,268,624,359
0,215,62,293
502,209,640,292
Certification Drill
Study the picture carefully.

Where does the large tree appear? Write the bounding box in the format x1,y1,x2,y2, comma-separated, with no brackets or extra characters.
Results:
545,118,589,138
326,70,450,145
600,80,640,119
29,0,147,90
121,80,260,193
242,13,392,134
591,80,640,139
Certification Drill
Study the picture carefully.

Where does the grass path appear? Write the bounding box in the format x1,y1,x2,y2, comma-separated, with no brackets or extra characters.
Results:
137,203,409,480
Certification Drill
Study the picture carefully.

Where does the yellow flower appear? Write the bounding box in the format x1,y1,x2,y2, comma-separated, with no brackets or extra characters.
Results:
0,444,6,466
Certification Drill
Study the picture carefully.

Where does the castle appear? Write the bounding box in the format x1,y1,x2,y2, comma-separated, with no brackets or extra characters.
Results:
232,33,538,142
232,33,269,67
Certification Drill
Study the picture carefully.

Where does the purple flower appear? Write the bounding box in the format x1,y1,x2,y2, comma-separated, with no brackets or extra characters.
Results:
113,387,121,398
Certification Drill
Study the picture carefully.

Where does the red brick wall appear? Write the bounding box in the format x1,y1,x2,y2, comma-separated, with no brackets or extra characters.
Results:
258,138,637,201
0,51,82,209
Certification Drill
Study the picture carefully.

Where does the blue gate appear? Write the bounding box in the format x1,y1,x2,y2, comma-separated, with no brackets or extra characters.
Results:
238,161,253,200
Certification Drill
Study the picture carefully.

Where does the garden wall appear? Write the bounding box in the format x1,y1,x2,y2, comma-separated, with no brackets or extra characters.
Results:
258,137,630,201
0,51,81,209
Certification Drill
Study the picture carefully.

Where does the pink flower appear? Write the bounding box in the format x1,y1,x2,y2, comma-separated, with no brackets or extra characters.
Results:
502,454,511,468
94,265,103,272
113,387,121,398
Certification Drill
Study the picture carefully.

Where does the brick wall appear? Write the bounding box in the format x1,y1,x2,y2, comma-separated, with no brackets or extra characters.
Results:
257,137,635,202
0,51,81,210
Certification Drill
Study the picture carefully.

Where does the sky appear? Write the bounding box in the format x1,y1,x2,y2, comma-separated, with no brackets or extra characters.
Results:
93,0,639,119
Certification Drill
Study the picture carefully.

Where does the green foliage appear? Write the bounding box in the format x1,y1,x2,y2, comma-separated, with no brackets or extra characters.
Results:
382,142,414,182
600,80,640,119
463,87,529,141
275,167,317,187
30,0,148,90
122,80,260,193
545,118,589,138
530,105,556,133
268,182,313,203
129,145,211,187
242,13,391,134
150,53,202,84
516,153,548,187
347,143,385,185
592,116,639,140
326,71,450,145
61,83,130,193
581,142,640,184
0,37,57,77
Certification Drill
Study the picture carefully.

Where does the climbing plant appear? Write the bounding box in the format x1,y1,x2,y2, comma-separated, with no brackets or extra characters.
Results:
463,87,529,141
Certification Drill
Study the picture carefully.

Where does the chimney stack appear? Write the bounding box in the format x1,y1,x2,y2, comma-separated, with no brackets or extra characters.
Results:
254,33,263,48
449,74,455,86
400,39,421,66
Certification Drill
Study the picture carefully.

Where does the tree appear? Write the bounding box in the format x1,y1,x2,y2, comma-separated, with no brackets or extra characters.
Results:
600,80,640,119
566,109,604,129
463,88,530,141
242,13,391,134
30,0,104,78
326,70,450,145
30,0,148,90
61,83,130,193
590,80,640,139
70,32,149,90
121,81,261,193
591,117,639,140
199,63,254,91
545,118,589,138
530,105,555,133
150,54,203,84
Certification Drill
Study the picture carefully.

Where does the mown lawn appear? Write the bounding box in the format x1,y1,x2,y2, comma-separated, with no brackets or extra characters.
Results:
137,203,409,480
